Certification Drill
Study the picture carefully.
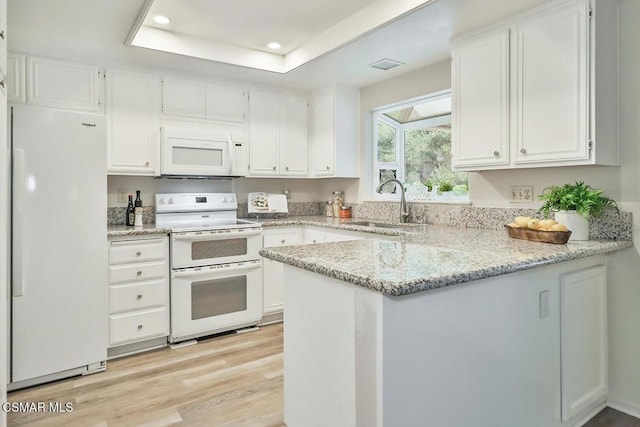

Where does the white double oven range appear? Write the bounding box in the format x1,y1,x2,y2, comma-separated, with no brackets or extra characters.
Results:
155,193,263,343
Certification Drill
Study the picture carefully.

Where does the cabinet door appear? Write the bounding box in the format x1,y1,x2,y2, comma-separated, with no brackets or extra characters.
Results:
560,265,607,421
249,90,280,175
512,1,589,165
26,57,102,112
281,95,307,175
106,69,160,175
205,83,246,123
5,53,25,103
162,77,206,119
451,29,510,169
313,91,335,175
0,0,6,77
263,229,302,315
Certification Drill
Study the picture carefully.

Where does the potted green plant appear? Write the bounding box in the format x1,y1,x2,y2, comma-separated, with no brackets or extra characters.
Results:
538,181,618,240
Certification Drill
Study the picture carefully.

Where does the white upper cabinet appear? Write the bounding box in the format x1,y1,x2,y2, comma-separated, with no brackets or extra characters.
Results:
312,85,359,178
162,77,247,123
452,29,510,168
451,0,619,171
249,90,307,176
5,53,25,103
26,56,103,112
106,69,161,176
512,1,589,165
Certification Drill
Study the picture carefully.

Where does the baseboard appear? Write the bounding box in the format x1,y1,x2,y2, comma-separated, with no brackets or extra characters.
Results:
607,399,640,419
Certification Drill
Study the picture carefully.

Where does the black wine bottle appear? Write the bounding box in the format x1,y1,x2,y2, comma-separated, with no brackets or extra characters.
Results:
134,190,143,226
125,195,135,226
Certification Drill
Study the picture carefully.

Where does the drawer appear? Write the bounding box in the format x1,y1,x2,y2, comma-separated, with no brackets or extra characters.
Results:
109,281,167,314
264,231,302,248
109,260,167,284
109,308,168,346
109,238,166,264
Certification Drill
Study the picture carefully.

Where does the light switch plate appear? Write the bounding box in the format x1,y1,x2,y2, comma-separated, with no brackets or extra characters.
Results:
509,185,534,202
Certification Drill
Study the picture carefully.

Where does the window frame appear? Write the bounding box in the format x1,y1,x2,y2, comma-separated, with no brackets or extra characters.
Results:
372,90,458,202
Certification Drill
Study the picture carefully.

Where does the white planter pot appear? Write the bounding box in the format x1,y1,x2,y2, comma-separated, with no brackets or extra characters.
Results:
554,210,589,241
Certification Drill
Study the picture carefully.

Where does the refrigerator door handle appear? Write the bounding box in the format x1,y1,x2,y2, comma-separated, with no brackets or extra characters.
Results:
13,148,25,297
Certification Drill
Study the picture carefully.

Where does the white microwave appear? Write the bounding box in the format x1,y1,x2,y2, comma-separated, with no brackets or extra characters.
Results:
161,126,248,177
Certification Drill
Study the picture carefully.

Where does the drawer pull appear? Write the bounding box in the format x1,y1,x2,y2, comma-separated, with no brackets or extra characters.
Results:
136,294,143,300
136,251,142,256
137,324,143,330
137,271,142,276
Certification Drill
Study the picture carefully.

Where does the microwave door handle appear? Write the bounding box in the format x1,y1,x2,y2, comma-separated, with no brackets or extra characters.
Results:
173,229,262,241
228,136,234,174
173,262,261,278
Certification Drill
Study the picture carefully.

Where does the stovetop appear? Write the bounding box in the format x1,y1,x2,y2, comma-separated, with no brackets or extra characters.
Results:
154,192,261,232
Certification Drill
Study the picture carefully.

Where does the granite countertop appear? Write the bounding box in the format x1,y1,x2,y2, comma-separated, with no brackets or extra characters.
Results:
259,220,632,297
107,224,171,237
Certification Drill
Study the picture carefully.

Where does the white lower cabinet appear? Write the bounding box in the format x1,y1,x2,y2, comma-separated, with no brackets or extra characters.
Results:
107,235,169,357
560,265,607,421
262,228,303,320
261,225,372,321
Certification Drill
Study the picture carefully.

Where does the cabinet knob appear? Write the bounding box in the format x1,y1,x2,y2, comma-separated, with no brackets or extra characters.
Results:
137,270,142,276
137,324,143,330
493,151,499,157
137,294,142,300
136,251,142,257
281,239,285,244
520,148,527,154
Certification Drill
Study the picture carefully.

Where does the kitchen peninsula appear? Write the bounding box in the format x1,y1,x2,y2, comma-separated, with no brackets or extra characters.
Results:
260,225,631,427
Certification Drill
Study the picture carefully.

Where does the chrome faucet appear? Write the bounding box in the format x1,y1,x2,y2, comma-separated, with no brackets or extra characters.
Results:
376,179,409,223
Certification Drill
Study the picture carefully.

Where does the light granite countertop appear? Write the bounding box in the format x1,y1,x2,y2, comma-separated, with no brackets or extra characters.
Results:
258,218,632,296
107,224,171,237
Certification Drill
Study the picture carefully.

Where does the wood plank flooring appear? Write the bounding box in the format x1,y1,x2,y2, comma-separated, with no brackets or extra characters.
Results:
8,324,284,427
8,321,640,426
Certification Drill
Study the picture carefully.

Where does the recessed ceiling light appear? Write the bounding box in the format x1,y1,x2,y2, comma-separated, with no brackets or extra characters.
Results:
267,42,282,50
153,15,171,25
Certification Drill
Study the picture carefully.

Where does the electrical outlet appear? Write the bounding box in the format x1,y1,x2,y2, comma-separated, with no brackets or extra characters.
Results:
509,185,534,202
117,190,128,204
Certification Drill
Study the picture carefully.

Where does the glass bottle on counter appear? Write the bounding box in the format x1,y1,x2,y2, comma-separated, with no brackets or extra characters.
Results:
325,200,334,217
332,191,344,217
125,195,135,226
134,190,143,227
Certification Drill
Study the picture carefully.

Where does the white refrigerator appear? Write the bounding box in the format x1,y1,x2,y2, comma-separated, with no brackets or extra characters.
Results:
10,105,108,388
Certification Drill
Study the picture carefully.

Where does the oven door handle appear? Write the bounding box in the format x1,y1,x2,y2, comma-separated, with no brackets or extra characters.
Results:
173,229,262,241
173,262,261,278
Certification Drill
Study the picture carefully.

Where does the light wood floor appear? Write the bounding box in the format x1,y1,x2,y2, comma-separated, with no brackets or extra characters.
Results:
8,323,284,427
8,321,640,427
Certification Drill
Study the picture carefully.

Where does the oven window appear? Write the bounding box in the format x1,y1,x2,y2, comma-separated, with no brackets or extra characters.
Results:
173,146,223,167
191,238,247,260
191,276,247,320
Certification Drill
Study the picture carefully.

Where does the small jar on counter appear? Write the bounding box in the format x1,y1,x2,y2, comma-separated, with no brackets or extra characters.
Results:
325,200,334,217
339,205,352,219
332,191,344,217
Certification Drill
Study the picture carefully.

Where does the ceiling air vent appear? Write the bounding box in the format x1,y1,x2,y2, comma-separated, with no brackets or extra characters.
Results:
369,58,404,71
